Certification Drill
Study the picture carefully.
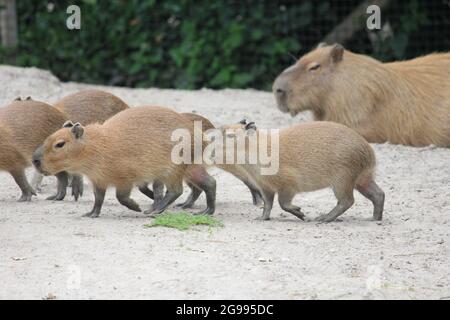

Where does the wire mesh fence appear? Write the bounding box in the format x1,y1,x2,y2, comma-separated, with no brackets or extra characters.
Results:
0,0,448,89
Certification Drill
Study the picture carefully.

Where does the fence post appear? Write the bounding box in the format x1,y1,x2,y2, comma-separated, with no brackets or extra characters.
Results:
0,0,18,48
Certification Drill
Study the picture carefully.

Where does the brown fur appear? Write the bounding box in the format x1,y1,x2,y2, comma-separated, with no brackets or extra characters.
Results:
172,113,263,208
0,100,68,200
212,121,385,222
33,106,214,217
273,44,450,147
54,90,129,125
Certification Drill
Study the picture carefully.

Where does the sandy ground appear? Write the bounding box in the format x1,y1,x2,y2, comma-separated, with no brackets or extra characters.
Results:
0,65,449,300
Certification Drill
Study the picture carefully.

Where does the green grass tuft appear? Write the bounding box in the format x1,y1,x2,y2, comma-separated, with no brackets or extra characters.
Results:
144,211,223,231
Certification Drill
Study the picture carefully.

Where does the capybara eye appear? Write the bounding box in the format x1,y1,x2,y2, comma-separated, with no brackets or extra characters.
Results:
309,63,321,71
55,141,66,149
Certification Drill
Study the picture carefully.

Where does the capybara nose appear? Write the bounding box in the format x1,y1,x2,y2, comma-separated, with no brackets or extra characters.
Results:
276,88,286,97
273,76,288,97
32,158,41,168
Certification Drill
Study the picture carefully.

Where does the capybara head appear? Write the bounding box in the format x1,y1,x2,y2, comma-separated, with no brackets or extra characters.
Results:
204,119,257,163
32,121,86,176
272,43,344,116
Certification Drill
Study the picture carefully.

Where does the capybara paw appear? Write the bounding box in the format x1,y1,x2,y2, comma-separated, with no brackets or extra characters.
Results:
175,202,193,209
194,207,215,215
18,193,33,202
315,214,338,223
255,216,270,221
46,193,65,201
373,214,383,221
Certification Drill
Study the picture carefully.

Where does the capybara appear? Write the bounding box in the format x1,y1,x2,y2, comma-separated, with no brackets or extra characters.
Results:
32,106,216,218
31,89,130,199
273,44,450,147
207,120,385,222
0,99,68,201
171,112,263,208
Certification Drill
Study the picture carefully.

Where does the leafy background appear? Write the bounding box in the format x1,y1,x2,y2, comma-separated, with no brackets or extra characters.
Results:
0,0,449,90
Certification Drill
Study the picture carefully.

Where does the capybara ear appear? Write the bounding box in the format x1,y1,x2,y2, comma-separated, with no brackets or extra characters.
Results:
317,42,327,48
62,120,75,128
25,96,32,101
71,123,84,139
14,97,22,101
245,121,257,131
330,44,344,62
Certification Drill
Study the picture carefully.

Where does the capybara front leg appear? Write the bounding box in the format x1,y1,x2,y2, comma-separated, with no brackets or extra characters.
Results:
144,181,183,215
175,183,202,209
31,171,44,193
11,169,36,202
258,190,274,221
71,174,84,201
83,185,106,218
116,188,141,212
357,180,385,221
138,184,154,200
152,180,165,206
47,171,69,201
278,191,305,221
243,179,263,206
191,175,216,216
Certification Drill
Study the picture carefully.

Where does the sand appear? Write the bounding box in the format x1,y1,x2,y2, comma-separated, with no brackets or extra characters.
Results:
0,65,448,300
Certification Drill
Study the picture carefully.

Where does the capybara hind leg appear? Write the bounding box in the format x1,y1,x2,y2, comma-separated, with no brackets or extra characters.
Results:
190,175,216,215
138,184,154,200
47,171,68,201
316,185,354,223
116,188,142,212
176,183,202,209
11,169,36,202
357,180,385,221
83,185,106,218
278,191,305,221
145,181,183,215
152,180,165,206
258,190,275,221
243,179,263,206
31,171,44,193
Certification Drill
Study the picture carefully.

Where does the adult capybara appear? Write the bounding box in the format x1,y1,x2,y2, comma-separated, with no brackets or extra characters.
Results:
32,106,216,218
31,90,130,198
207,120,384,222
0,99,68,201
53,89,129,124
273,44,450,147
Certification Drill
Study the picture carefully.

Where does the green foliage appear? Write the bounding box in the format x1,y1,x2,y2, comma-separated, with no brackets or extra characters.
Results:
0,1,447,89
144,212,223,231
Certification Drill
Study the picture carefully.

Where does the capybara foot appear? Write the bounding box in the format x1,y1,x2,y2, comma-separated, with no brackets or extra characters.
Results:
315,213,343,223
194,207,215,215
255,216,270,221
175,201,194,209
83,210,100,218
18,191,35,202
46,191,66,201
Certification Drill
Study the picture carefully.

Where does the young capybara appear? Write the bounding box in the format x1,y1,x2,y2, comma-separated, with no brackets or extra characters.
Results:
0,99,68,201
32,106,216,218
207,120,385,222
31,89,130,199
171,112,263,208
273,44,450,147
